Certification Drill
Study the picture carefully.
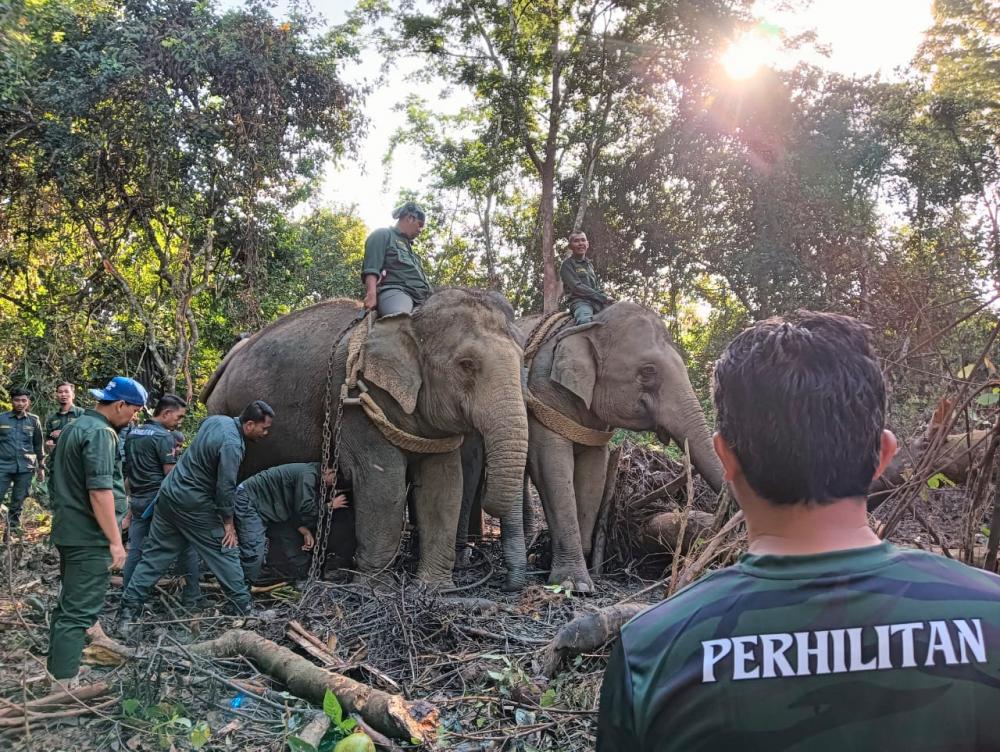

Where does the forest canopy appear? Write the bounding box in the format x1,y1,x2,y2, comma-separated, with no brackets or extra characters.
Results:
1,0,997,433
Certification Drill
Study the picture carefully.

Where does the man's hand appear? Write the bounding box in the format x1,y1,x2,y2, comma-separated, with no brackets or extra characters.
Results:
121,508,132,532
109,543,127,570
329,493,349,510
36,468,45,483
299,527,316,551
363,290,378,310
45,439,56,450
51,429,62,440
221,520,239,549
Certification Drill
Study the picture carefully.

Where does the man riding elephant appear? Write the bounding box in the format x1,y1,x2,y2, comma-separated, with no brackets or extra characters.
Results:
362,202,431,316
559,231,614,325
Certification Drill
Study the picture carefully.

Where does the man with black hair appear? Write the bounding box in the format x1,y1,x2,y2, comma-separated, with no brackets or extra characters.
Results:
559,230,614,324
121,394,200,607
44,382,85,465
598,312,1000,752
0,388,44,538
234,462,347,584
47,376,147,686
117,401,274,634
361,201,431,315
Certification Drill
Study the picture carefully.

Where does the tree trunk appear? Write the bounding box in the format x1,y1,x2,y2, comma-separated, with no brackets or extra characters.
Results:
540,38,562,314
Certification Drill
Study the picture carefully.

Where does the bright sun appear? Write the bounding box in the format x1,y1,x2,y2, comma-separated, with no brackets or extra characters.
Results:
721,32,773,80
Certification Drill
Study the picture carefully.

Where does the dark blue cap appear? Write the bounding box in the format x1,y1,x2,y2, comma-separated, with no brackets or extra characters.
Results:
89,377,149,407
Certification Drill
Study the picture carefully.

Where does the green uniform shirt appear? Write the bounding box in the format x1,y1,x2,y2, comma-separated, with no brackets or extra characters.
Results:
160,415,244,521
240,462,320,526
49,409,125,547
124,419,177,500
361,226,432,303
598,542,1000,752
44,406,85,447
560,254,611,307
0,409,44,473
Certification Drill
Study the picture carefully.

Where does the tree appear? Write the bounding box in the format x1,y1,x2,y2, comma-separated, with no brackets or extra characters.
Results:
1,0,361,399
381,0,751,312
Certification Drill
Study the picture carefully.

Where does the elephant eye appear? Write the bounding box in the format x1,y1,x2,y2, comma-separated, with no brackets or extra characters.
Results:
458,357,478,373
640,364,657,378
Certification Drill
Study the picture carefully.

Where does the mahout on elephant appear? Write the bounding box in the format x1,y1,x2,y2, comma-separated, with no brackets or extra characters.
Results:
463,301,724,592
202,288,530,590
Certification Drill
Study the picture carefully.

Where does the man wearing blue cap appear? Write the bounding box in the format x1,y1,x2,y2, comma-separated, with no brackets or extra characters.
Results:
47,376,147,686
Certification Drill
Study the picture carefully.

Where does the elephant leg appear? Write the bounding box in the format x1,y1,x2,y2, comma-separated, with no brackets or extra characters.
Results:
456,435,485,563
574,443,609,560
528,419,593,592
412,451,462,587
350,446,408,579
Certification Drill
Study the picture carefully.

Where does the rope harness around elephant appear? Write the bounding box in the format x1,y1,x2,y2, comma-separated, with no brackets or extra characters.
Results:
522,312,616,447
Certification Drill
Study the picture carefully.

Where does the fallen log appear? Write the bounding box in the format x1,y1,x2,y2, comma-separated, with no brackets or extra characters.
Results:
82,626,437,742
0,681,110,719
537,604,646,678
186,630,437,742
641,510,714,554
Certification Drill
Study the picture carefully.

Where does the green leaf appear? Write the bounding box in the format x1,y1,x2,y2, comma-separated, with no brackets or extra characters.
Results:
122,698,141,716
976,389,1000,406
323,689,343,725
340,718,357,732
539,688,557,707
190,721,211,749
172,716,193,729
927,472,956,489
288,736,319,752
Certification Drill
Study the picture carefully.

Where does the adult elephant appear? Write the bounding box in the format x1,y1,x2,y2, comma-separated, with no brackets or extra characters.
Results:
521,302,724,591
202,289,529,590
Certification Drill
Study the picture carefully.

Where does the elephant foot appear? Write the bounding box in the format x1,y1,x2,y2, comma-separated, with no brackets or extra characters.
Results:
548,566,594,594
414,572,457,591
501,569,526,593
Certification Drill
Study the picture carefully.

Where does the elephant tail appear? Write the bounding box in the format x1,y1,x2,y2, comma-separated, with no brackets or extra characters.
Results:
199,337,252,405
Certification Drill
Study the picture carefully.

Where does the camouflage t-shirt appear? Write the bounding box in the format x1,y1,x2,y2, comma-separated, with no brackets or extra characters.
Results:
598,542,1000,752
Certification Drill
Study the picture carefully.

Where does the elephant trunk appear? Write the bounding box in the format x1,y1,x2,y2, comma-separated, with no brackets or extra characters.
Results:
657,394,725,493
476,389,530,592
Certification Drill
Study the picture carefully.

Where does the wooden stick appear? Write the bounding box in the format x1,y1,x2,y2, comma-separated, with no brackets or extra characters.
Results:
590,445,622,576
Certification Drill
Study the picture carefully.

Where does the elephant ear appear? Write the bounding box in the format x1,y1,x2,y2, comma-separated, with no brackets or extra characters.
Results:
550,329,599,410
362,314,422,414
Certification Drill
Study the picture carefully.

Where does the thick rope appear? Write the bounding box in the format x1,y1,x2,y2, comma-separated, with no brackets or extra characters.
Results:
358,392,463,454
522,311,614,447
525,388,615,446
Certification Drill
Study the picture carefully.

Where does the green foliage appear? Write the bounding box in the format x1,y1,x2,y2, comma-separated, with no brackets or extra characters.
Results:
120,698,203,749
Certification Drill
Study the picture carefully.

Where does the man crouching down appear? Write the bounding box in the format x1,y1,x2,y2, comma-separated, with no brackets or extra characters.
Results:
597,311,1000,752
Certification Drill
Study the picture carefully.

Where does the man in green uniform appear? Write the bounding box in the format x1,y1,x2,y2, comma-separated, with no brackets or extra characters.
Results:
117,400,275,635
361,201,431,315
121,394,201,607
559,231,614,325
234,462,347,583
44,382,85,470
47,376,147,686
0,388,45,539
598,312,1000,752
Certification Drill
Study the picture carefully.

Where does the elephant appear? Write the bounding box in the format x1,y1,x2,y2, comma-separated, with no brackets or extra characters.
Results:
517,301,725,591
201,289,530,590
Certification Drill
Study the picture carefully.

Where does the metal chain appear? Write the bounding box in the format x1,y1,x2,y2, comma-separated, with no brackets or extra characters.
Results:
307,311,369,582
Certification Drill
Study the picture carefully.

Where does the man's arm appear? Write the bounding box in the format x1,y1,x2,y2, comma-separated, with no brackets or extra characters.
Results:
214,442,244,522
597,640,643,752
89,489,126,568
32,415,44,469
84,429,127,568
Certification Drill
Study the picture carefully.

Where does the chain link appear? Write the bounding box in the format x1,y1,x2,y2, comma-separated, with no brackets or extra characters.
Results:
307,311,369,582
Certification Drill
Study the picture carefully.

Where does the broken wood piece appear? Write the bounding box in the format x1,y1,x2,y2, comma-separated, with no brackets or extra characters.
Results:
286,620,344,669
538,604,646,677
0,681,110,718
108,575,286,594
0,697,117,727
292,712,331,749
83,622,137,666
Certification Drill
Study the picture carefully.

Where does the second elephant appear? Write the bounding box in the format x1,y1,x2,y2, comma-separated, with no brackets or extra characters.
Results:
520,302,724,591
